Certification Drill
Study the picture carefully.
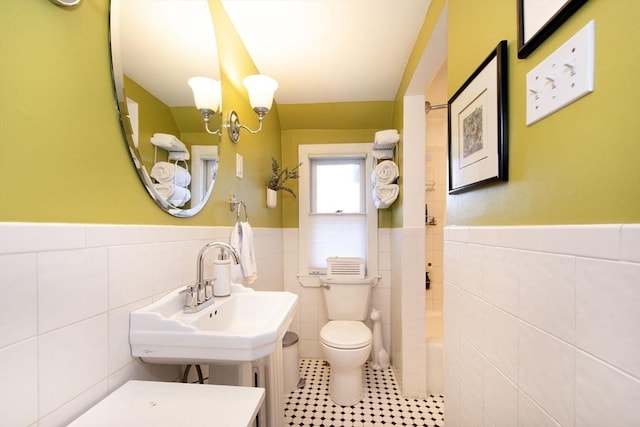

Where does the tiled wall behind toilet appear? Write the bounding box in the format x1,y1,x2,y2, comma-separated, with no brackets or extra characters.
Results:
283,228,392,361
0,223,284,426
443,224,640,427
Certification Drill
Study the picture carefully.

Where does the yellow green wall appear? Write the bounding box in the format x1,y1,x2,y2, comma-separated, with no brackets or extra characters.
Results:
277,101,395,228
389,0,448,228
278,102,393,130
207,0,284,227
0,0,165,224
398,0,639,226
280,128,393,228
123,76,180,169
0,0,283,226
4,0,636,227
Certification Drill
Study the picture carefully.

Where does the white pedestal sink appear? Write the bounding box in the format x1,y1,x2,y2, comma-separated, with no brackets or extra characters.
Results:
130,286,297,364
129,286,297,427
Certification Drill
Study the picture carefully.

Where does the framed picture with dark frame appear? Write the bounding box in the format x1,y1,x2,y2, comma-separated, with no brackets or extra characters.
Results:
448,40,508,195
517,0,588,59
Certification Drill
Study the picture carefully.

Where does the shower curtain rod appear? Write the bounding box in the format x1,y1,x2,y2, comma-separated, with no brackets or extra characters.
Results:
425,101,448,113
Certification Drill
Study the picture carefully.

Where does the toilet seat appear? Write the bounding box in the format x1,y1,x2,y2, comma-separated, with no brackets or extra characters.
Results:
320,320,372,349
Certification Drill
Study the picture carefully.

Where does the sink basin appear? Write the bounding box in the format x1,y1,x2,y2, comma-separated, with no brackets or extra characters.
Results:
130,286,298,364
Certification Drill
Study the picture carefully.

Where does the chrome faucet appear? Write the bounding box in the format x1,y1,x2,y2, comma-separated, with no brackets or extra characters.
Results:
182,241,240,313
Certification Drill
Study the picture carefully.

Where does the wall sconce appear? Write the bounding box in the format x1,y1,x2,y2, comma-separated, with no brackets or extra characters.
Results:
188,77,222,136
189,74,278,143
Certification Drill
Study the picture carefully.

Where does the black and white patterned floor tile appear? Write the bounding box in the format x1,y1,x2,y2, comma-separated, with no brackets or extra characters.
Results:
284,359,445,426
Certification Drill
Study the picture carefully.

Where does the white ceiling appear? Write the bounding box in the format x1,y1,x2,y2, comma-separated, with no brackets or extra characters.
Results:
119,0,431,107
119,0,219,107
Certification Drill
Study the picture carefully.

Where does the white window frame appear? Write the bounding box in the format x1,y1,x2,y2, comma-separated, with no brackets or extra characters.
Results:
298,143,378,287
190,145,219,206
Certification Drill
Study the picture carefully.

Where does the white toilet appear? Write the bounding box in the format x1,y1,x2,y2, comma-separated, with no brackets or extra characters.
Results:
319,278,373,406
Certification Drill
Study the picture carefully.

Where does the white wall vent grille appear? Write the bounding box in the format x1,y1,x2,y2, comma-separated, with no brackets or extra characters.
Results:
326,257,365,279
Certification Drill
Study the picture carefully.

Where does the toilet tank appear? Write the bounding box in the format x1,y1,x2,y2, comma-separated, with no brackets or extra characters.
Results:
321,278,374,321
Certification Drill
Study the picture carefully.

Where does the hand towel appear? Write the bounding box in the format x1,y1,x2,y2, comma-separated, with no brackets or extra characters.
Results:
372,160,399,185
150,133,188,153
373,184,399,209
239,222,257,284
374,129,399,145
229,223,243,284
229,221,258,284
153,183,191,207
151,162,191,187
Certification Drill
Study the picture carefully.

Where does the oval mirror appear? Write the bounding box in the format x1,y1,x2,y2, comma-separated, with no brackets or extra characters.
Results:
109,0,221,217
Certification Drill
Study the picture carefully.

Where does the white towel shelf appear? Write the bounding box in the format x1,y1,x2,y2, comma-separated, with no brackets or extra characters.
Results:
372,129,399,160
150,133,188,152
372,141,397,160
153,144,188,153
151,133,190,163
153,146,190,165
372,130,400,208
372,141,397,151
168,151,188,161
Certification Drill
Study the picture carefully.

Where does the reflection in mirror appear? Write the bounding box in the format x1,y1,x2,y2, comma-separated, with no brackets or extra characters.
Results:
109,0,221,217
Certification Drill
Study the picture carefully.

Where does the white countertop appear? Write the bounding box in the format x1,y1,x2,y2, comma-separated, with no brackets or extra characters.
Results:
68,380,265,427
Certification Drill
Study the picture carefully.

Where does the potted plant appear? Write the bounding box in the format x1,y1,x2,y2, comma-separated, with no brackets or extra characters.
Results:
267,157,301,208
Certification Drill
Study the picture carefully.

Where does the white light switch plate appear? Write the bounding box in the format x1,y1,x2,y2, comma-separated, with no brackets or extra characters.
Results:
526,20,595,126
236,153,243,178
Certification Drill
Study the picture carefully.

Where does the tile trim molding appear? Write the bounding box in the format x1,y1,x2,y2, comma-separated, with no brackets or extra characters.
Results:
444,224,639,262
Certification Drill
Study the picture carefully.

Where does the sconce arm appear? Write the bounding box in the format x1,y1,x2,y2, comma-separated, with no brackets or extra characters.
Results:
228,110,266,143
238,115,265,135
199,109,222,136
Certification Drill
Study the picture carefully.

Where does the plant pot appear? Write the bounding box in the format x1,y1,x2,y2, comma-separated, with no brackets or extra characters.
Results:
267,188,277,208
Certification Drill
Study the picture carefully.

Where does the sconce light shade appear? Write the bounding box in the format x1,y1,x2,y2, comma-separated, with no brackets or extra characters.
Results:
190,74,277,142
188,77,221,113
243,75,278,115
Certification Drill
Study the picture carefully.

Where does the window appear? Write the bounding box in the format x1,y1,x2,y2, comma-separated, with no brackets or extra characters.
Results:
298,143,377,285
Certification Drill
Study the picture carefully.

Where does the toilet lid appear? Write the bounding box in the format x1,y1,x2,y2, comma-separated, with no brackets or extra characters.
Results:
320,321,372,349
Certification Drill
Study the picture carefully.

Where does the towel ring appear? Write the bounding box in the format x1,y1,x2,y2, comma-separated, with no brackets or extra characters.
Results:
236,201,249,222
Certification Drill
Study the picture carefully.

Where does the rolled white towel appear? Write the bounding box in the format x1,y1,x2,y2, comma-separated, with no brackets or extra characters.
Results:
153,183,191,207
372,160,399,185
150,133,188,153
150,162,191,187
374,129,399,145
373,184,399,209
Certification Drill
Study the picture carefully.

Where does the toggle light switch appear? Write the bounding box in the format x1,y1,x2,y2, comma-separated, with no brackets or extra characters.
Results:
545,74,557,88
526,20,595,126
563,59,577,76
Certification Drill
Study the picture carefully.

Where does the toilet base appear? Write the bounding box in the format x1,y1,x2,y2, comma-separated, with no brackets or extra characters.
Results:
328,363,365,406
320,322,372,407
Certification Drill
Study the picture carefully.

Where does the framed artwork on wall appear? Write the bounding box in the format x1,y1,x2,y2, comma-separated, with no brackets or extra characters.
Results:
448,40,508,194
517,0,589,59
